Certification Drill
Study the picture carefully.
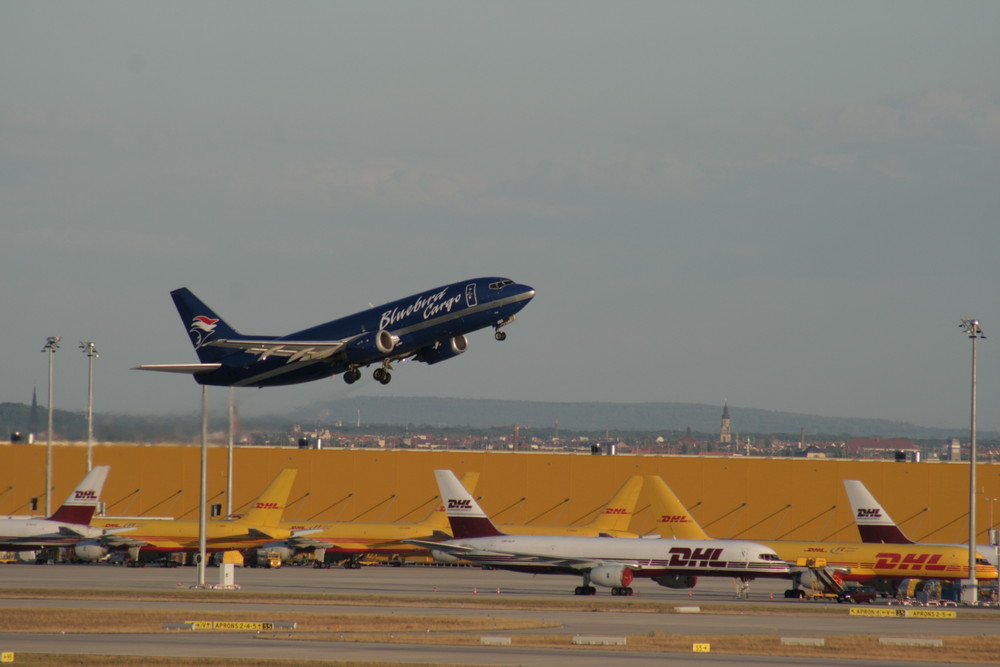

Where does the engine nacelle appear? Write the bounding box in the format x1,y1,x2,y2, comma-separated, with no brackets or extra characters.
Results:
430,549,461,564
653,574,698,589
74,540,110,562
589,564,634,588
344,329,399,363
417,335,469,365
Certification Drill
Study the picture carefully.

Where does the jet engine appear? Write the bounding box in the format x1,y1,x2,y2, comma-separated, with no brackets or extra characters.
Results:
429,549,461,564
653,574,698,589
589,564,634,588
344,330,399,363
417,335,469,365
74,540,110,562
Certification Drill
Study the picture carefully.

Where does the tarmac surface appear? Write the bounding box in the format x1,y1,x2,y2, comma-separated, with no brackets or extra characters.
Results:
0,562,996,666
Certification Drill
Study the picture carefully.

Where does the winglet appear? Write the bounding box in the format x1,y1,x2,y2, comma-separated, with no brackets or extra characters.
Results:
49,465,110,525
433,470,504,539
843,480,913,544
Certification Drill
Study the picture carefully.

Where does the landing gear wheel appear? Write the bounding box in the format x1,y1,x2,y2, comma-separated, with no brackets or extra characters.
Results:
343,368,362,384
373,368,392,385
494,330,507,341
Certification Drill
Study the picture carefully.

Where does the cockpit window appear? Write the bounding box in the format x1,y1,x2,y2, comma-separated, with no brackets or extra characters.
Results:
759,553,781,561
489,279,514,290
976,557,991,566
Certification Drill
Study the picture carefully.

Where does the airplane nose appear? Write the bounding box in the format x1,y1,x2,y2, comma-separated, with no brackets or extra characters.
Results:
520,285,536,300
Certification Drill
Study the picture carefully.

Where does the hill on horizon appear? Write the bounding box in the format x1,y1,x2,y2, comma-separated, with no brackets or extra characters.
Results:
288,396,976,440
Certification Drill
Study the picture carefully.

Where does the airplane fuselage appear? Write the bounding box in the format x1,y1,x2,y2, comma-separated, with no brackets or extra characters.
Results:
761,540,997,582
440,535,789,579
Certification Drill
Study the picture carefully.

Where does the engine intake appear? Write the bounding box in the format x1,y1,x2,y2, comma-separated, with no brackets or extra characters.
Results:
74,540,110,562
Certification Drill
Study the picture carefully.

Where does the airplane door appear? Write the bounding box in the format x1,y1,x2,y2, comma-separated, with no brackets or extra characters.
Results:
464,283,478,308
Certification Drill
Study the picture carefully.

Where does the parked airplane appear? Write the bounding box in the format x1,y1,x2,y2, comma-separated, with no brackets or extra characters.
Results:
641,475,997,596
135,277,535,386
75,469,301,562
844,479,999,567
0,466,113,550
405,470,788,596
270,474,641,567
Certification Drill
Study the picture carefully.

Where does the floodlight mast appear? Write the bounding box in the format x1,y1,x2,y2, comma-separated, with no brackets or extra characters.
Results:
959,318,985,604
41,336,61,516
79,341,99,472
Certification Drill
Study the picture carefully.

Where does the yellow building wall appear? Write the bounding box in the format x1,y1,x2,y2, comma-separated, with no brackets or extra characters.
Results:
2,443,997,545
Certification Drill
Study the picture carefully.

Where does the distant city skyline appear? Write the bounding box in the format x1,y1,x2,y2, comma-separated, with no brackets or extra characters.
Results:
2,2,999,430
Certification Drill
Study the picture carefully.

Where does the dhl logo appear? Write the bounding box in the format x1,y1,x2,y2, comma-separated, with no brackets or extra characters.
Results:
657,515,692,523
603,508,629,515
668,547,726,568
74,490,97,500
447,499,472,510
857,509,882,518
874,552,946,571
254,502,282,510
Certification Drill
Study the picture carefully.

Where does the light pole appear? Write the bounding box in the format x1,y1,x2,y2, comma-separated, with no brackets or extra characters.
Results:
986,497,999,578
41,336,61,516
960,318,985,604
79,341,98,472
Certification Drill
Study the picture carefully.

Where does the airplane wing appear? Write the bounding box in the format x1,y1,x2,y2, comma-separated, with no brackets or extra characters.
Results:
402,540,643,572
206,339,349,363
133,364,222,375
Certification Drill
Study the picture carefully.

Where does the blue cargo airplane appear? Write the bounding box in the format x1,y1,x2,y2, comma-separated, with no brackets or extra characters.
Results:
135,277,535,386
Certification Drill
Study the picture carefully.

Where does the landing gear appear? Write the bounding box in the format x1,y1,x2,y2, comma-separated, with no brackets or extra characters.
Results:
611,587,634,596
574,585,597,596
373,366,392,385
342,368,362,384
493,315,517,341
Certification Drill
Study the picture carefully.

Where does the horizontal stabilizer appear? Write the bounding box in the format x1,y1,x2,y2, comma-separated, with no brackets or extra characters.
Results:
133,363,222,375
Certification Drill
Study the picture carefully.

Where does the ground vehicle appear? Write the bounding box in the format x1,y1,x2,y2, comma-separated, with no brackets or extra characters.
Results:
837,586,877,603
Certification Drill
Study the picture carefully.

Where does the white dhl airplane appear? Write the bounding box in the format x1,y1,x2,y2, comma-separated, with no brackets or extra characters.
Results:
0,466,114,550
844,479,999,567
404,470,788,596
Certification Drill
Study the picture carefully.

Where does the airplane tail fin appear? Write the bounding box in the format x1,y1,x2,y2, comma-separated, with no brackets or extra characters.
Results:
433,469,504,539
240,469,297,527
643,475,711,539
423,471,480,531
48,465,110,525
843,480,913,544
581,476,642,535
170,288,243,363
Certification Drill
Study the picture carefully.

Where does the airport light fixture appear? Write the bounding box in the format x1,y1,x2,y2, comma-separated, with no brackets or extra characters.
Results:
79,341,98,472
959,318,985,604
41,336,61,516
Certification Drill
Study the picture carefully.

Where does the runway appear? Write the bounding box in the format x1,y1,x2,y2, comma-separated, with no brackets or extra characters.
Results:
0,562,995,666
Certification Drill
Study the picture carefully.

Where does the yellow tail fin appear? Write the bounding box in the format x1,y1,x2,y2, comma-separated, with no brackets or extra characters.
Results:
424,471,480,530
582,476,642,535
643,475,710,539
240,469,297,527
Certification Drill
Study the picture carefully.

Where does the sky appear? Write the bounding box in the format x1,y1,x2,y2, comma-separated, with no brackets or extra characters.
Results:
2,1,1000,431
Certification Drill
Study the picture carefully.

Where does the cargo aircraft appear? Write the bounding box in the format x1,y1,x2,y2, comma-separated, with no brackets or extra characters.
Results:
844,479,999,567
640,475,997,596
135,277,535,386
0,466,114,550
75,469,302,563
404,470,788,596
270,474,642,567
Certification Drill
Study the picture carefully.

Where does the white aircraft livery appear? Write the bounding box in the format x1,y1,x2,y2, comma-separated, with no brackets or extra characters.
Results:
405,470,789,596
